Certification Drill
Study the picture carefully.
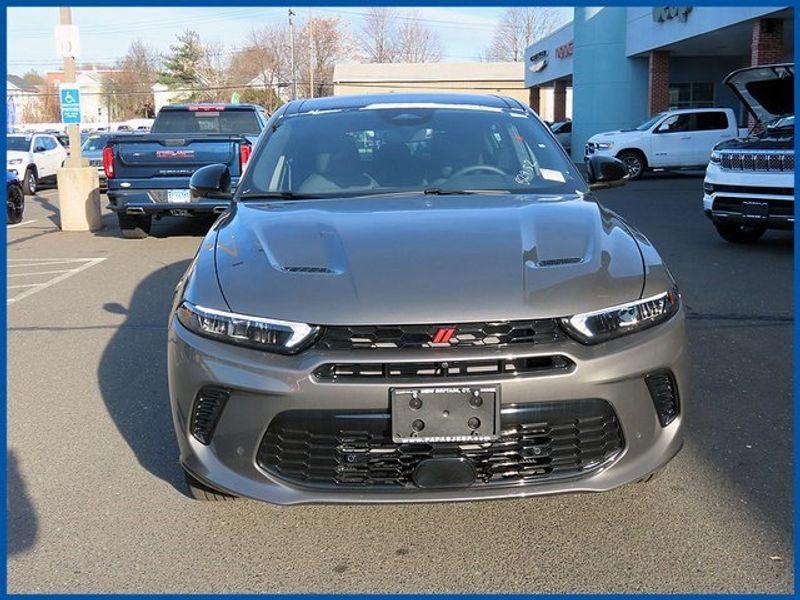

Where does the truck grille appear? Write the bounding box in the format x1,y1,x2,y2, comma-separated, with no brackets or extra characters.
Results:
720,152,794,172
257,400,624,489
318,319,564,350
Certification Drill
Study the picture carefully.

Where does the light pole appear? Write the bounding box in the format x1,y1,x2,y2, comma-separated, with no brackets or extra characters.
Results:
288,9,297,100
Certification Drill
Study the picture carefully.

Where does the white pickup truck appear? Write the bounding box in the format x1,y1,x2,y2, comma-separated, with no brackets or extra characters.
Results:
585,107,748,179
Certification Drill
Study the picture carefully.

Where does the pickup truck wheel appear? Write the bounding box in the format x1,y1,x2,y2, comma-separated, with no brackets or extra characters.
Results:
117,213,152,239
22,168,37,195
617,151,646,180
184,470,237,502
714,222,766,244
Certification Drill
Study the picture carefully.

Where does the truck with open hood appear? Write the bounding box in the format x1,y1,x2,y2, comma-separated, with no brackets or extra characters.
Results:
703,63,794,243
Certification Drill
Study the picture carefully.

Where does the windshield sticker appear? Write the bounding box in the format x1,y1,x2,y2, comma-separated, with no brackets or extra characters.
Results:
515,160,536,185
540,168,566,183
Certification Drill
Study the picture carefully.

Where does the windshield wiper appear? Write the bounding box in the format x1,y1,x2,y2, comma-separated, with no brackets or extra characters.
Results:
423,188,510,195
238,191,315,200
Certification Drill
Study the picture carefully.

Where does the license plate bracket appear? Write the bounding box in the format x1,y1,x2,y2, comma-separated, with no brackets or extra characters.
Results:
741,201,769,220
167,189,192,204
391,386,500,443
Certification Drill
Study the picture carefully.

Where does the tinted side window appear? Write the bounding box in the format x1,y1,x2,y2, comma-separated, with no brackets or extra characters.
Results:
695,112,729,131
44,137,58,150
657,113,692,133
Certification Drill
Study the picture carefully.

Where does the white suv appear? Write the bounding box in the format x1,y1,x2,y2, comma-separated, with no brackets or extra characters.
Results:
585,107,747,179
704,64,794,243
6,133,68,195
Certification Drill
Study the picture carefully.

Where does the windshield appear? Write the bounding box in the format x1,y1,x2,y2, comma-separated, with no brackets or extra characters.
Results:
240,106,583,199
82,135,110,152
7,136,31,152
633,114,665,131
152,109,261,135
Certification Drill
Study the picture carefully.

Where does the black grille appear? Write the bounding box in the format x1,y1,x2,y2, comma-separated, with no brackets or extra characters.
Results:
318,319,564,350
313,355,574,382
720,152,794,172
645,371,680,427
706,183,794,197
257,400,624,489
190,387,230,445
713,196,794,217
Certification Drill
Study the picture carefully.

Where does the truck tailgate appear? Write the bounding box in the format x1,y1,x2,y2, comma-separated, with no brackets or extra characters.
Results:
110,134,241,179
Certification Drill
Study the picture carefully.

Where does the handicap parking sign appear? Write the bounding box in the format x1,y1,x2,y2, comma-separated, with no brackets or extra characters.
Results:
59,84,82,125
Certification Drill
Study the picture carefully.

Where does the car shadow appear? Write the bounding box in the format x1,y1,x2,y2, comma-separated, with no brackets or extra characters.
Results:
96,260,192,494
92,215,217,239
7,449,39,555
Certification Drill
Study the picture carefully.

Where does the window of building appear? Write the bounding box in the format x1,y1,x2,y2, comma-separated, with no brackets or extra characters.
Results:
668,82,715,109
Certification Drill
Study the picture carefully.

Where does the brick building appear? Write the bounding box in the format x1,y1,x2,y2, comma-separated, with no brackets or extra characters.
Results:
523,6,793,160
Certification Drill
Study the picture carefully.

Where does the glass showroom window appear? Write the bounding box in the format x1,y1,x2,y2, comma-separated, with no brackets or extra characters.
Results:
668,82,715,109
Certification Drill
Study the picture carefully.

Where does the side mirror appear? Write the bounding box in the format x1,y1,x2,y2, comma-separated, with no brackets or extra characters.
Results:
585,155,629,191
190,163,232,199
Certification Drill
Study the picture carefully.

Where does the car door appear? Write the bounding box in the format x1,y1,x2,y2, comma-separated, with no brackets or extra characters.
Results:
650,113,694,167
689,111,732,166
31,135,52,177
43,136,64,174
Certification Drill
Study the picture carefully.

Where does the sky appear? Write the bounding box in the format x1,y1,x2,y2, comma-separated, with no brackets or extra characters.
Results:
6,6,573,75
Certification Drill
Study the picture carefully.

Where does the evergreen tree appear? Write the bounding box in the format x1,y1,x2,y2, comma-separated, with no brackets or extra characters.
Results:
159,30,204,93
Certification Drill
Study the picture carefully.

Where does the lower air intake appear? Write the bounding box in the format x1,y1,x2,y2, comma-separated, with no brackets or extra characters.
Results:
645,371,680,427
190,387,230,445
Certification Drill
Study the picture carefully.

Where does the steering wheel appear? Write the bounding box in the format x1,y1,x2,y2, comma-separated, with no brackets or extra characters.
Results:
450,165,507,178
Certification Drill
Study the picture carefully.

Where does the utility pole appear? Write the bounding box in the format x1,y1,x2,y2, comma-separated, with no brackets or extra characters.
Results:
308,9,314,99
55,6,101,232
288,9,297,100
60,7,82,167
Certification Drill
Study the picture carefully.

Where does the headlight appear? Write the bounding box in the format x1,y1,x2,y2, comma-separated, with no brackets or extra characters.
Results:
595,142,614,150
8,158,22,165
176,301,319,354
560,287,680,344
709,150,722,164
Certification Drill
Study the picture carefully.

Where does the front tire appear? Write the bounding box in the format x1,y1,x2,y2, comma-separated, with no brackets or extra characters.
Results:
22,168,37,195
617,150,646,180
7,184,24,224
184,470,236,502
117,213,152,239
714,222,766,244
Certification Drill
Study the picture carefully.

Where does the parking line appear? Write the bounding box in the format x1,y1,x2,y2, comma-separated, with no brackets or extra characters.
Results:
7,220,37,229
7,258,106,305
8,269,74,278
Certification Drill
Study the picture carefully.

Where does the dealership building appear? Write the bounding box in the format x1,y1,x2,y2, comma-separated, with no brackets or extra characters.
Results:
525,6,794,160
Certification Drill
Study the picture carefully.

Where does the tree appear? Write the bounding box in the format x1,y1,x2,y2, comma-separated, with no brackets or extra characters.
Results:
227,26,291,109
158,30,205,97
361,8,399,63
296,16,359,97
360,8,442,63
394,13,442,63
102,40,160,119
21,70,45,87
485,8,564,62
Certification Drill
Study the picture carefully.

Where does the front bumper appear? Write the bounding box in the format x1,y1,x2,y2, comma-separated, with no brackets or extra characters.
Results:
703,162,794,230
168,309,688,505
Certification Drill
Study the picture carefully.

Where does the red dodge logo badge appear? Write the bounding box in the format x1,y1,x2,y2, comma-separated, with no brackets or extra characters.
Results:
432,328,456,343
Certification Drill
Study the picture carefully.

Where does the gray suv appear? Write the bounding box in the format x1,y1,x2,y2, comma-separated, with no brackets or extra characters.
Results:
168,94,687,504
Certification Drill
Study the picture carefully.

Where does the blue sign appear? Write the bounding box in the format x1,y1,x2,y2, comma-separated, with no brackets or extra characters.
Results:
59,85,81,125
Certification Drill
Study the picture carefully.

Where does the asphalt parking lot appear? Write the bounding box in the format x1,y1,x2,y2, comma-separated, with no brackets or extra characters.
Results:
7,176,793,593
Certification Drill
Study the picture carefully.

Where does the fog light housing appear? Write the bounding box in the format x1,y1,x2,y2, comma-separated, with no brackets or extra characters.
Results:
645,371,680,427
190,387,230,444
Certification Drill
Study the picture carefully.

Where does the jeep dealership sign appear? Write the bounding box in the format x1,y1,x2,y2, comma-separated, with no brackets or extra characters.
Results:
652,6,693,23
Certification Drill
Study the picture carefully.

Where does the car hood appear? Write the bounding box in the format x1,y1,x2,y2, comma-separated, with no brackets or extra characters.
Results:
589,130,642,143
724,63,794,125
6,151,28,162
213,194,646,325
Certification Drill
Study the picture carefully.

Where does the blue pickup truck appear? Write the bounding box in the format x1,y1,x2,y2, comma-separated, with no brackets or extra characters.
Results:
104,103,268,238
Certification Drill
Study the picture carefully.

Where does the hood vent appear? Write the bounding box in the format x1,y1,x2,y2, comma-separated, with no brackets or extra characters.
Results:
281,265,336,274
536,257,583,267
